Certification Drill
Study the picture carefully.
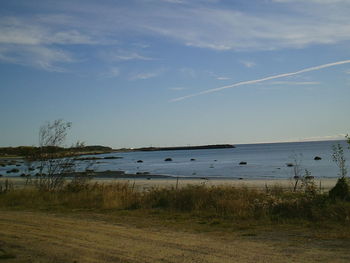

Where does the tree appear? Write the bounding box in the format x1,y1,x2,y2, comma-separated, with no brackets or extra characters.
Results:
290,154,303,192
27,119,75,191
290,154,316,194
332,144,347,178
329,142,349,200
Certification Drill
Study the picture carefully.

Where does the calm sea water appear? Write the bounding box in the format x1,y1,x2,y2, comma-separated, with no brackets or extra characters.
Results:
88,140,349,179
2,140,349,179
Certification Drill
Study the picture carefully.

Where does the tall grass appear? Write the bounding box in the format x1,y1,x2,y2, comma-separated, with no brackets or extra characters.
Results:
1,181,350,223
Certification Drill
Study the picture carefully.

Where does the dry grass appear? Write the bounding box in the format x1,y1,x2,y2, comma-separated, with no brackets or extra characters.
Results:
1,181,350,223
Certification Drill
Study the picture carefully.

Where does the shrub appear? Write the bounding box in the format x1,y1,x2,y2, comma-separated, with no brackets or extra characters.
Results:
329,177,350,201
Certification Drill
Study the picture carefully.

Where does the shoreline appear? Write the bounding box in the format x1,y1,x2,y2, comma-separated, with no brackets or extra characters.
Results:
1,172,338,191
93,177,338,191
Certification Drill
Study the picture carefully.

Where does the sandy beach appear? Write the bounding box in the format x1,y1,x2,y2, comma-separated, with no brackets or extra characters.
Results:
1,175,338,191
95,177,338,191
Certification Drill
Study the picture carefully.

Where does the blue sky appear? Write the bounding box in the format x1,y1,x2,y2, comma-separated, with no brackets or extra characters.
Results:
1,0,350,148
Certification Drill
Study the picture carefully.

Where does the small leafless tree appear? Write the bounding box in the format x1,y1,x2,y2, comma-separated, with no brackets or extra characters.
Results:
290,154,303,192
290,154,316,194
30,120,75,191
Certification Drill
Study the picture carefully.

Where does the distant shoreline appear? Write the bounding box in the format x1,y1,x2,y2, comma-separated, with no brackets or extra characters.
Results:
124,144,235,152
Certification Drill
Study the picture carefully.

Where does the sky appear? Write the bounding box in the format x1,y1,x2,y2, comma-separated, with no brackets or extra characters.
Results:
1,0,350,148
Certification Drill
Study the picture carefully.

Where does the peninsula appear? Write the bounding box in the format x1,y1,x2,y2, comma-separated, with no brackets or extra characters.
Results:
135,144,235,152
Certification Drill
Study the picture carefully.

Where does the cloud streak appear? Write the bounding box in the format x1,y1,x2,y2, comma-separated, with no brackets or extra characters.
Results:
171,59,350,102
267,81,320,85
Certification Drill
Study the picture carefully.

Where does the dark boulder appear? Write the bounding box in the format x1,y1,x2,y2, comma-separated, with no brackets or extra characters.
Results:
8,168,19,173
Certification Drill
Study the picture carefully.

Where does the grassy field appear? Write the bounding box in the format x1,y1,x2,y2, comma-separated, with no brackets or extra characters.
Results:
1,180,350,262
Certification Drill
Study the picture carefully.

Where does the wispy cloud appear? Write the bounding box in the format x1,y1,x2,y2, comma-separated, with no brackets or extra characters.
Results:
216,76,231,80
99,50,154,62
207,71,231,80
273,0,348,3
171,59,350,102
268,81,320,85
130,69,164,80
140,2,350,51
1,1,350,71
100,67,120,78
169,87,186,91
0,17,95,45
160,0,187,3
0,45,74,72
180,68,196,78
240,60,256,68
0,16,92,71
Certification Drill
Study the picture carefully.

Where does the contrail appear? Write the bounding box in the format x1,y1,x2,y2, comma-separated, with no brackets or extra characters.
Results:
171,59,350,102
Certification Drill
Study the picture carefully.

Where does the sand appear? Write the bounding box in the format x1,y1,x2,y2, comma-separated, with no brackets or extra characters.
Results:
94,177,338,191
2,210,350,263
1,176,337,191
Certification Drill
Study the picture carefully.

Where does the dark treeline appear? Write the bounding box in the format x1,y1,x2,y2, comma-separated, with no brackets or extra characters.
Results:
137,144,235,152
0,145,113,157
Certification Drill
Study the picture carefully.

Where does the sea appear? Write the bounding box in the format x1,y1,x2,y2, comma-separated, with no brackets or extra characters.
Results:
2,140,349,180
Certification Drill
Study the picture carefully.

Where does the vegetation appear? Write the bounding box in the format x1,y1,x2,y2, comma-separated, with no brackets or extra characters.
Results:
329,143,350,201
0,144,112,158
23,120,76,191
0,181,349,225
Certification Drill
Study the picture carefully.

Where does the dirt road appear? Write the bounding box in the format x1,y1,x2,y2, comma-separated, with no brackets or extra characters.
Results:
0,210,349,263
